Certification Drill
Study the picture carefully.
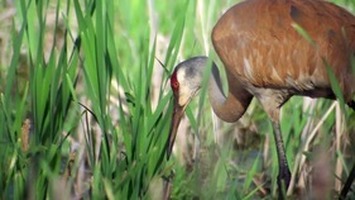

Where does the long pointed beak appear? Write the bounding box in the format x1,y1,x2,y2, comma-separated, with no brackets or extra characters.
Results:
167,99,185,158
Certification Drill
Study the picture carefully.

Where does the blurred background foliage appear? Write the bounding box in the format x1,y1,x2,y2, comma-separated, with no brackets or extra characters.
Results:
0,0,354,199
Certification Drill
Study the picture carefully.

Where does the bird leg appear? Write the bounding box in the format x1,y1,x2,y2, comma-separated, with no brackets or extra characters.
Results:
339,162,355,200
339,101,355,199
272,121,291,198
348,100,355,110
259,95,291,196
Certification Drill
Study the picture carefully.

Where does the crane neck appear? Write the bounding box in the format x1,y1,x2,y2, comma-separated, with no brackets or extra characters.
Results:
208,62,252,122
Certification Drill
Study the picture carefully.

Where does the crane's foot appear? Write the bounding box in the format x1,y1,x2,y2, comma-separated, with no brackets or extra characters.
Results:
339,162,355,200
348,100,355,110
277,167,291,199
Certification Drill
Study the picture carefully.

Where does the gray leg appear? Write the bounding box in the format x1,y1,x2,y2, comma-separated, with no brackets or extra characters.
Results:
339,101,355,199
339,162,355,200
272,121,291,198
257,94,291,198
348,100,355,110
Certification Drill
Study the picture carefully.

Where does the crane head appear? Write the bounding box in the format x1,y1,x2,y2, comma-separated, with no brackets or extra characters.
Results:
167,57,208,158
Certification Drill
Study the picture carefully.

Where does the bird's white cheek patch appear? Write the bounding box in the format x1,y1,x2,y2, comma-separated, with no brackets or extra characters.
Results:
178,86,191,106
176,68,189,106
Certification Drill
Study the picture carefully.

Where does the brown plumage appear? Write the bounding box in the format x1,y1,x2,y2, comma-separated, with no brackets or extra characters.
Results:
166,0,355,199
212,0,355,105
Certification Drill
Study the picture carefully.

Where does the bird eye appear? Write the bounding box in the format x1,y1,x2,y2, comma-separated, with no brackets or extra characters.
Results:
170,71,179,91
172,80,179,90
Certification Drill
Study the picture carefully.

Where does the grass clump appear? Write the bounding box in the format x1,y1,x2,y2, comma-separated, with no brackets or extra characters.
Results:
0,0,354,199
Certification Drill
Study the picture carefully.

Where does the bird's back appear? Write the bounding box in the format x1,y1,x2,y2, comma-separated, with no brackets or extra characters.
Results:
212,0,355,101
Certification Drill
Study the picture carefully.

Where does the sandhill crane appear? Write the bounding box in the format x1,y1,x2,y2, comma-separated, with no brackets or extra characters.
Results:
166,0,355,198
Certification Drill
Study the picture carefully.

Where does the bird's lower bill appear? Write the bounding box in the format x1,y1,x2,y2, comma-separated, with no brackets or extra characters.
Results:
167,101,184,158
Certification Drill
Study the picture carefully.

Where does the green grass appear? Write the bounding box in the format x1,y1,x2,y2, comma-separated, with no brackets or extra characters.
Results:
0,0,354,199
